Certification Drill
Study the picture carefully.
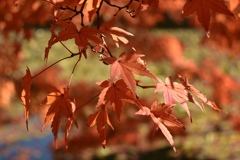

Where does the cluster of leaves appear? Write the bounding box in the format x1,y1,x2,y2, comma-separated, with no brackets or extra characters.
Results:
19,0,236,151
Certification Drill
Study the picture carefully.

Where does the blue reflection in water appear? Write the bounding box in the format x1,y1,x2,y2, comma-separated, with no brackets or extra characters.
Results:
0,135,53,160
0,115,54,160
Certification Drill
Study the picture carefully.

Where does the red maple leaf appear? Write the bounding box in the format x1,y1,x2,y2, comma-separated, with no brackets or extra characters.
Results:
178,75,221,112
155,77,192,121
182,0,235,32
135,101,185,152
102,52,156,94
21,67,32,131
150,101,185,130
87,105,114,148
41,88,78,149
96,79,143,121
45,19,102,60
100,19,134,48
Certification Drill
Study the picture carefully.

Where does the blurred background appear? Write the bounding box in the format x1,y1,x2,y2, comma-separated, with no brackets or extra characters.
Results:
0,0,240,160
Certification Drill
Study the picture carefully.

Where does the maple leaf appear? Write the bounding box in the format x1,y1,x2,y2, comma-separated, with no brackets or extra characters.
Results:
178,75,221,112
41,88,78,148
136,101,184,152
87,105,114,148
96,79,143,121
155,77,192,121
182,0,235,32
21,67,32,131
150,101,185,129
100,19,134,48
102,52,156,94
45,20,102,59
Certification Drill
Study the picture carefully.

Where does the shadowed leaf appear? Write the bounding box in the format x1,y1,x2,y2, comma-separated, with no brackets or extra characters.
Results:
41,88,78,149
21,67,32,131
182,0,235,32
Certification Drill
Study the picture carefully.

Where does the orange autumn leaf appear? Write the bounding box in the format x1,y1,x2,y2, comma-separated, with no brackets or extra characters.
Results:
182,0,235,32
87,105,113,148
150,101,185,130
178,75,221,112
155,77,193,121
100,19,134,47
41,88,78,149
45,19,102,60
96,79,143,121
21,67,32,131
102,52,156,95
136,101,185,152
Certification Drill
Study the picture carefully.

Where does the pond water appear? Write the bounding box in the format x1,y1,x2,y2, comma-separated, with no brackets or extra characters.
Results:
0,116,53,160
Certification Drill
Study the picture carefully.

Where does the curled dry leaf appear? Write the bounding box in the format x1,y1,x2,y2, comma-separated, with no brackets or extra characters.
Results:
65,100,77,149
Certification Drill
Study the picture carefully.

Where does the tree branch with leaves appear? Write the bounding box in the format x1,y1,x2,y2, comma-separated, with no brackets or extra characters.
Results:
19,0,236,152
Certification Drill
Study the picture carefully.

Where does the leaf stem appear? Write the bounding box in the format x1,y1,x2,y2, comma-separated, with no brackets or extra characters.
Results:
68,54,82,87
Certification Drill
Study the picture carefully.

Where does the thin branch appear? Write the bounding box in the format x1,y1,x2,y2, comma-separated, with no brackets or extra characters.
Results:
63,6,80,21
32,54,78,79
137,84,156,89
96,0,104,29
76,92,101,111
80,0,87,26
103,0,133,16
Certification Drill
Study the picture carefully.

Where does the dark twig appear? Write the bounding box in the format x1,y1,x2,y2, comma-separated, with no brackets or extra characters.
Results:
32,54,79,79
103,0,133,16
96,0,104,29
80,0,87,26
137,84,156,89
76,92,101,111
